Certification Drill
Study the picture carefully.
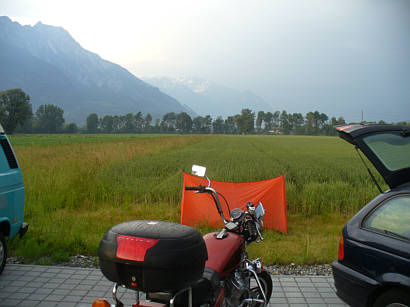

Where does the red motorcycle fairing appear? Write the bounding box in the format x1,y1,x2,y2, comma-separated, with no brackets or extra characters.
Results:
204,232,244,278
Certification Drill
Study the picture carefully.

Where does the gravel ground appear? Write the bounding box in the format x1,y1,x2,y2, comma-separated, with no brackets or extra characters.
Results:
266,263,332,276
7,255,333,276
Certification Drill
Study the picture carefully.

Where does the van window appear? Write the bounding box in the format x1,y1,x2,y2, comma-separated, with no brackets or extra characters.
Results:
0,139,18,169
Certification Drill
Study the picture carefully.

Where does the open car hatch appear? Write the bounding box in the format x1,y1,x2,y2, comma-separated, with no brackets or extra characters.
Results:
336,124,410,189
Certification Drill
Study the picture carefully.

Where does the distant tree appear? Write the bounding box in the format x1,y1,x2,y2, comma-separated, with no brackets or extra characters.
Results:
64,123,78,133
287,113,294,133
176,112,192,133
224,116,238,134
112,115,120,132
280,110,291,134
305,112,315,135
153,118,161,133
0,88,32,134
192,116,204,133
122,113,136,133
144,113,152,132
213,116,225,134
144,113,152,130
263,112,273,132
331,116,346,128
336,117,346,125
303,111,330,135
135,112,144,133
203,115,212,134
272,111,280,128
313,111,321,134
101,115,114,133
14,117,33,133
115,115,125,132
34,104,65,133
256,111,265,133
86,113,99,133
162,112,177,132
319,113,329,131
191,115,212,133
235,109,255,134
291,113,304,134
117,115,128,132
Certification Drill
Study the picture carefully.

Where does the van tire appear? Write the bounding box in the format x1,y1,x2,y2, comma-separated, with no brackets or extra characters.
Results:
0,232,6,275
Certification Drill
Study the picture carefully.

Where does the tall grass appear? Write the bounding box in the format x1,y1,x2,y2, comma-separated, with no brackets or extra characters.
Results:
8,134,383,264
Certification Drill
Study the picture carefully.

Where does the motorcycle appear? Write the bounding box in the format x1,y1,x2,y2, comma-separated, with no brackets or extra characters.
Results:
93,165,273,307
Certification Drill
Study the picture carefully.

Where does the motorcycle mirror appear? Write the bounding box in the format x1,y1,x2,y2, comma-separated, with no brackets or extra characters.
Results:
255,202,266,222
192,165,206,177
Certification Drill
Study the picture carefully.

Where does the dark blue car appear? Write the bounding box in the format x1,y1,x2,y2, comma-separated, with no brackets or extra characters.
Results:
332,124,410,307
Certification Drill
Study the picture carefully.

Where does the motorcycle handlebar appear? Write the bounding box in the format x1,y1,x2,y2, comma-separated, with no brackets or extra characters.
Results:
185,185,207,192
185,186,200,191
185,185,228,223
185,182,263,240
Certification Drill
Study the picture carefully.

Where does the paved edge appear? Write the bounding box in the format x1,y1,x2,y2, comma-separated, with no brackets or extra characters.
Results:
0,264,348,307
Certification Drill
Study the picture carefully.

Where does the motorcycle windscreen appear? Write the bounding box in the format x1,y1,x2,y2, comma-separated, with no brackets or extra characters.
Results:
181,173,287,233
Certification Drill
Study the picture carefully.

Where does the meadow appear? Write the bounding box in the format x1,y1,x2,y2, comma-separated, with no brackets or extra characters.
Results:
8,134,384,265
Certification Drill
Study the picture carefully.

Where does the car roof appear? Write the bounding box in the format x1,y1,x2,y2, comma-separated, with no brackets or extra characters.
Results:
336,124,410,189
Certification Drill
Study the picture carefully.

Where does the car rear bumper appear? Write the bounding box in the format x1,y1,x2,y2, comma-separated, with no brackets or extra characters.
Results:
332,260,380,307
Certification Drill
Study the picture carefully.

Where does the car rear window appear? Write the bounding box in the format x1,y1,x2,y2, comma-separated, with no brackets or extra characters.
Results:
362,132,410,171
363,195,410,240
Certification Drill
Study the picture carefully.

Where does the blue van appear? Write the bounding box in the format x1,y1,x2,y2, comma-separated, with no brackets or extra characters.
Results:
0,123,28,274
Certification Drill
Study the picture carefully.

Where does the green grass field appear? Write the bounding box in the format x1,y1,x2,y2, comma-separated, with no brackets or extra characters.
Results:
8,134,384,265
8,134,175,147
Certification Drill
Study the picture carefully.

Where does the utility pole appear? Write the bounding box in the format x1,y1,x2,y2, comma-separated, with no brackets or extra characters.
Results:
361,110,364,123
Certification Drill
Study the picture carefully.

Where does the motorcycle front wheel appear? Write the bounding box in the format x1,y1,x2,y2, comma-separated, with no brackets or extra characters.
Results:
248,271,273,307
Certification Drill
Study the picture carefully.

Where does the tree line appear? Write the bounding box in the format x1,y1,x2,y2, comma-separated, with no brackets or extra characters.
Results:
1,88,408,135
82,109,347,136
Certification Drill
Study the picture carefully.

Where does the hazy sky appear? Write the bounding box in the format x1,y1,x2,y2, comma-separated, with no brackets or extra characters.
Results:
1,0,409,122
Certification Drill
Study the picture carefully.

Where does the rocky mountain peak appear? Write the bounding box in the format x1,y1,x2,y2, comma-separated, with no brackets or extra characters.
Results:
0,17,192,123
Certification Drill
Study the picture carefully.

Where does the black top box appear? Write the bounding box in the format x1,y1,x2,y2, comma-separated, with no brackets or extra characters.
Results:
98,220,208,292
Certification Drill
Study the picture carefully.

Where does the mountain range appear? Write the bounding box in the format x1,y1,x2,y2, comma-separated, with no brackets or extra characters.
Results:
0,16,193,123
144,76,273,118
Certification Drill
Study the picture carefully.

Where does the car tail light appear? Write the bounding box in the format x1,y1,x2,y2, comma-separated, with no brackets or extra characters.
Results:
338,233,344,261
116,235,158,261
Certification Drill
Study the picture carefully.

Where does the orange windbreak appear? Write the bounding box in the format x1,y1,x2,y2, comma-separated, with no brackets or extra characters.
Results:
181,173,287,233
